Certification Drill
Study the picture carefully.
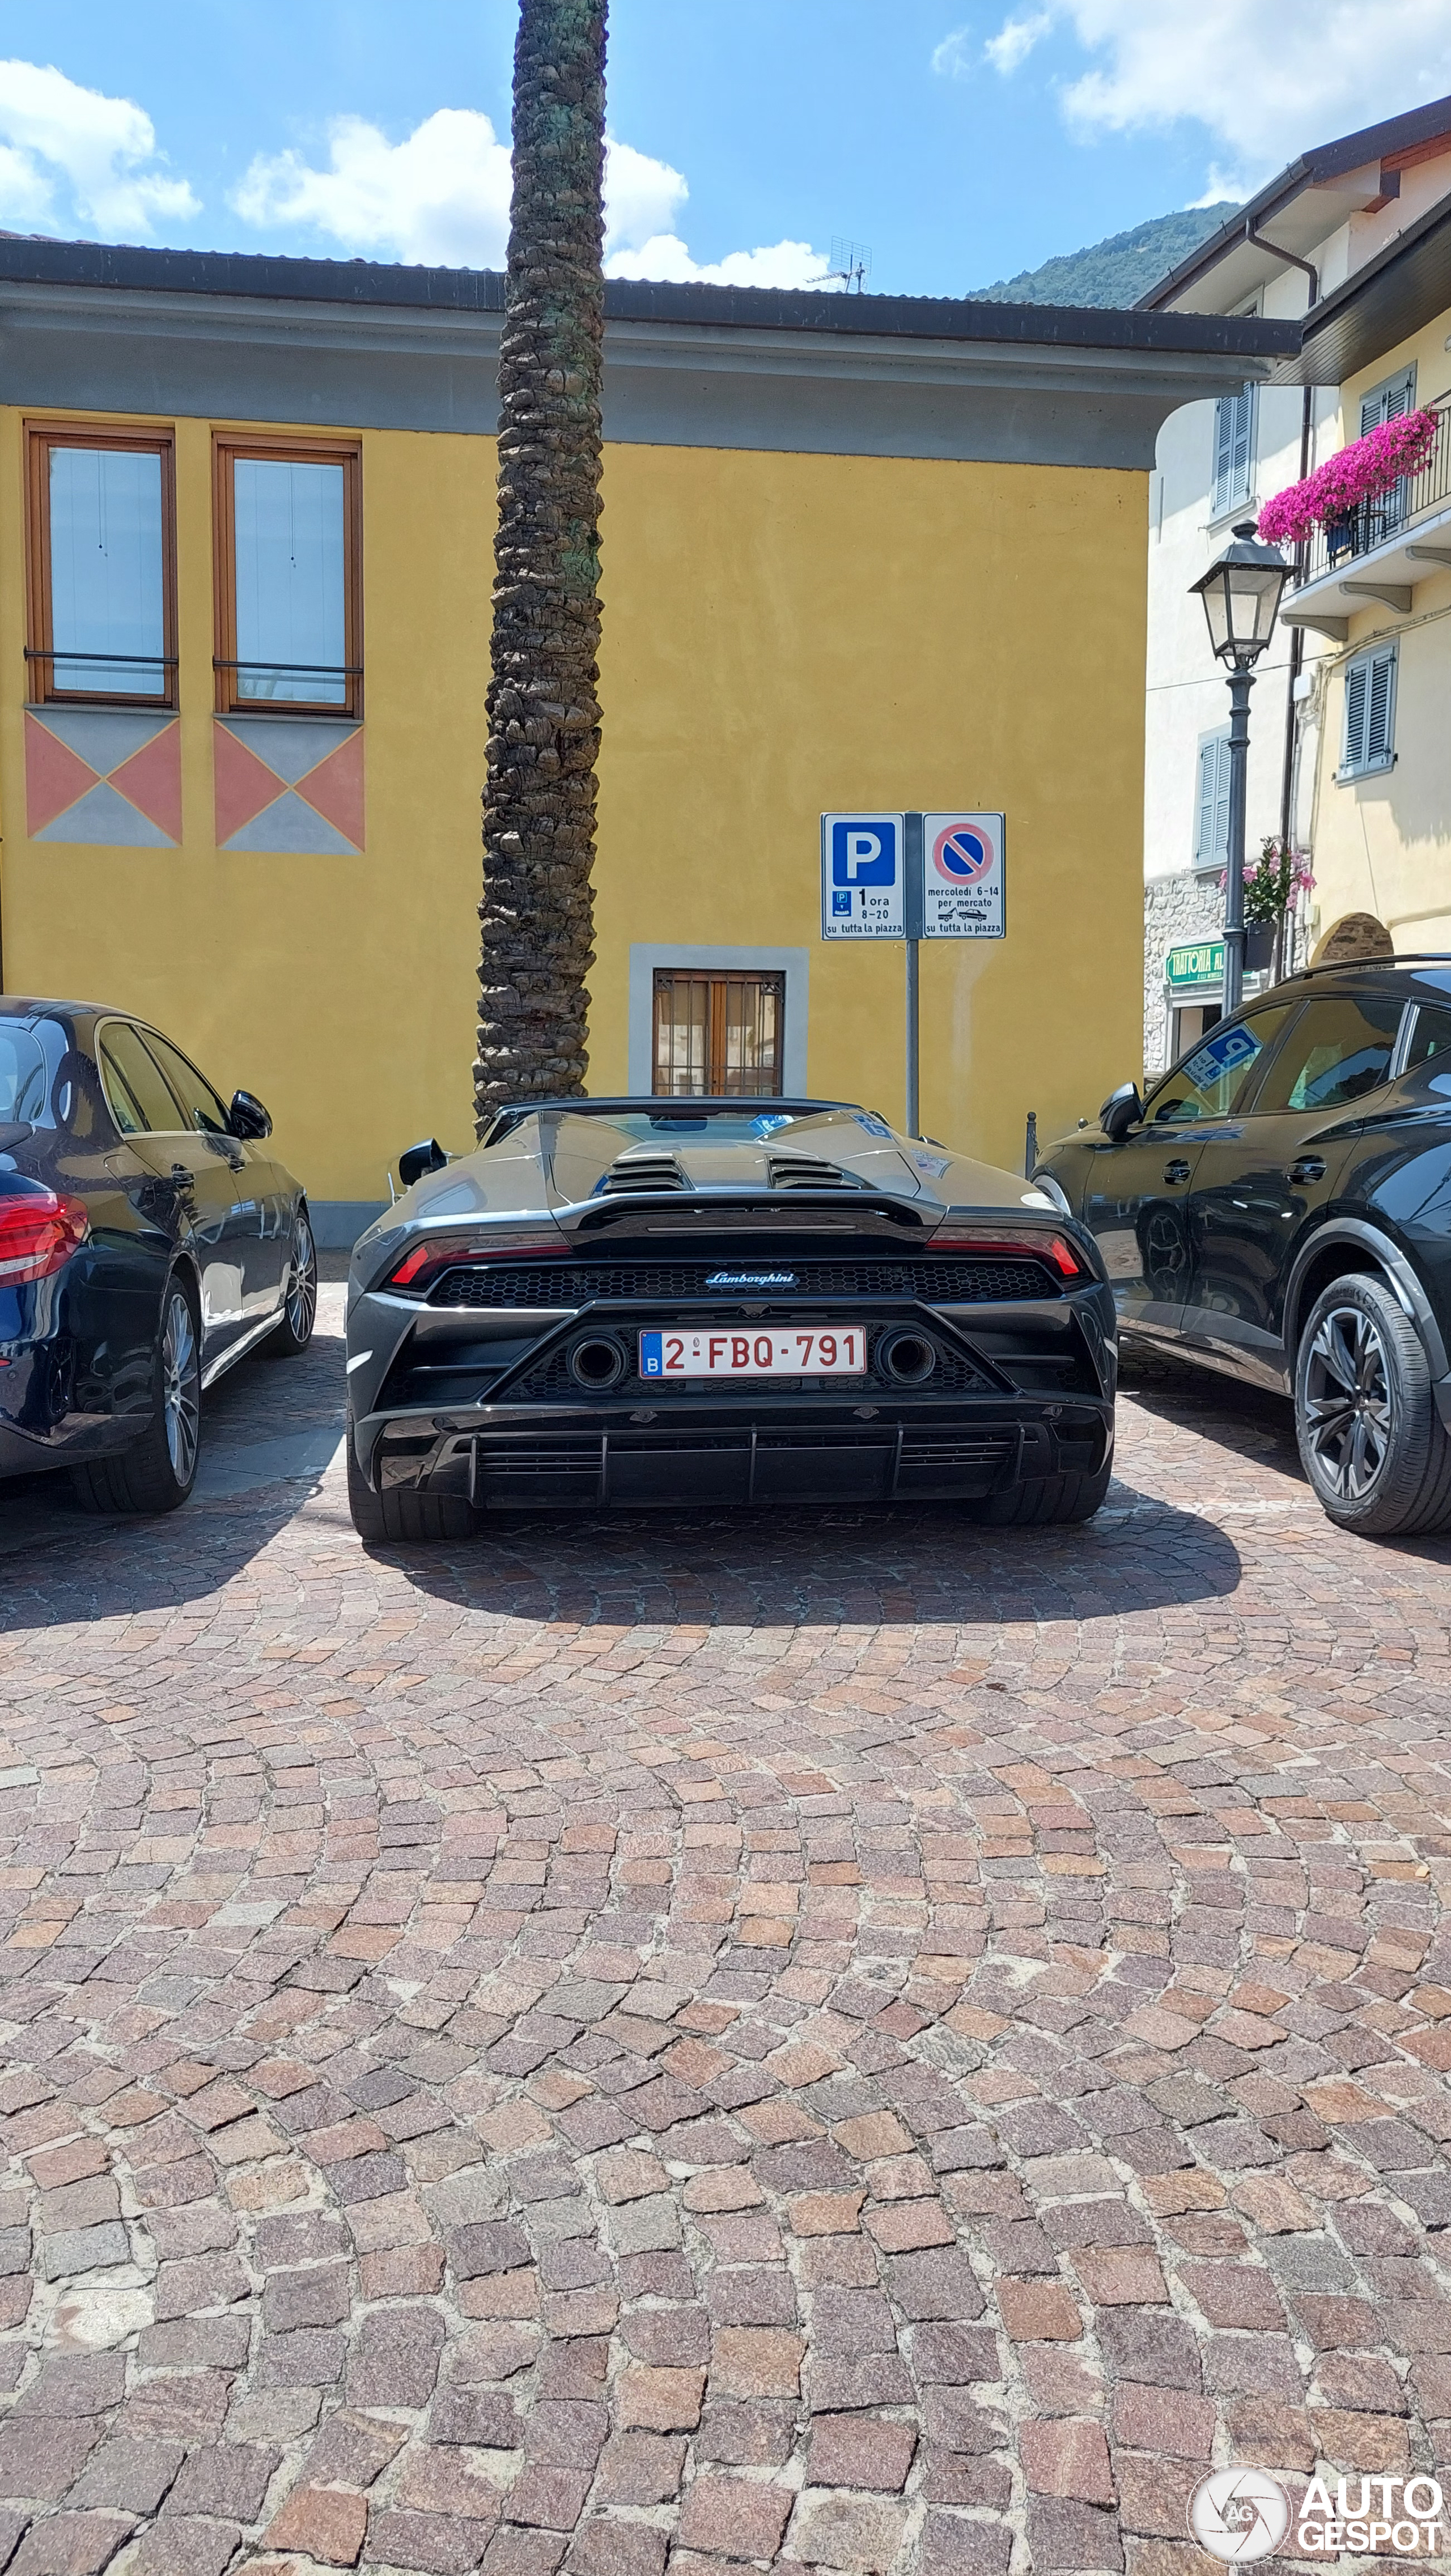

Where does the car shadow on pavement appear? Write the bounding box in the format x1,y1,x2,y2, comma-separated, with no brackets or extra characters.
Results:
0,1300,347,1624
375,1479,1245,1622
1117,1337,1303,1472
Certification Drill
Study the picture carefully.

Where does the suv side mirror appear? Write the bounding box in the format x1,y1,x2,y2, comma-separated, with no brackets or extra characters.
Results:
398,1138,449,1189
229,1090,272,1141
1099,1082,1144,1142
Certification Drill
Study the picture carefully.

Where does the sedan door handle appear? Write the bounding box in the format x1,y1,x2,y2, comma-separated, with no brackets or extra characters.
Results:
1163,1159,1193,1184
1287,1156,1326,1185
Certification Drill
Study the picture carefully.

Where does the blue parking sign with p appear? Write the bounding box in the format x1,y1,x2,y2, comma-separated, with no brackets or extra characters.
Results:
821,811,905,938
831,819,897,886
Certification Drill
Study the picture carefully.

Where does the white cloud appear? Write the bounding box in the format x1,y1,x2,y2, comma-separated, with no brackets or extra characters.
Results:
604,234,829,288
233,106,832,290
231,108,513,266
985,12,1054,73
0,58,198,238
954,1,1451,173
602,137,688,253
931,24,978,77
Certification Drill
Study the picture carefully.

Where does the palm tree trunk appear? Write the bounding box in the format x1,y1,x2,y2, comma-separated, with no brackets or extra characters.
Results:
476,0,607,1127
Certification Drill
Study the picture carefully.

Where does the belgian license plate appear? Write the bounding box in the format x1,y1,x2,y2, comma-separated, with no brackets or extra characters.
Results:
639,1326,865,1379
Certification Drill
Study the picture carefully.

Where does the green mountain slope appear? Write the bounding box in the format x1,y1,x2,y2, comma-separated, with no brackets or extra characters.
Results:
969,204,1241,309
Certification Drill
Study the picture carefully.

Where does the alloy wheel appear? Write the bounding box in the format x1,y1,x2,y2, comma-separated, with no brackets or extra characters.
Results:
1302,1302,1394,1501
162,1291,200,1485
287,1217,318,1344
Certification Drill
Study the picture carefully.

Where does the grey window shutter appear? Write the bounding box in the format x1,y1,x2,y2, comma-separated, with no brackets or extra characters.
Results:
1212,737,1231,858
1230,388,1253,505
1344,662,1368,771
1367,650,1395,763
1361,369,1415,435
1212,401,1234,516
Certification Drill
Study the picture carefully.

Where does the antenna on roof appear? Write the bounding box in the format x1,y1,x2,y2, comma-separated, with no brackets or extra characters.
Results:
826,236,872,294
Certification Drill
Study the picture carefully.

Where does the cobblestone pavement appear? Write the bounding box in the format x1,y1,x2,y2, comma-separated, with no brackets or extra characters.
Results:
2,1285,1451,2576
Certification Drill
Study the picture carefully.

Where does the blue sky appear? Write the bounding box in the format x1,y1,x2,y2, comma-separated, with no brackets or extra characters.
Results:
7,3,1451,299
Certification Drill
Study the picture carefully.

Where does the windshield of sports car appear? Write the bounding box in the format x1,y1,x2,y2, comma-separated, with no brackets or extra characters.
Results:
594,1110,818,1144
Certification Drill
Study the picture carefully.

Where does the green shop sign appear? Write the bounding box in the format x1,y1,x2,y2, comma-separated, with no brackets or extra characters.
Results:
1165,939,1224,993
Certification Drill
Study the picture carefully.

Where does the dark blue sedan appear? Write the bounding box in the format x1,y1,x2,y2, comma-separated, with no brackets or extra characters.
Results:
1,998,316,1512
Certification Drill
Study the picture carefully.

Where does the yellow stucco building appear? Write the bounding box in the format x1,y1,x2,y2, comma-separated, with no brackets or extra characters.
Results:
0,241,1285,1239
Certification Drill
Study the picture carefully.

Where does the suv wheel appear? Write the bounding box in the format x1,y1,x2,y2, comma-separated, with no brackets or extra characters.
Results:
72,1278,202,1515
1295,1273,1451,1536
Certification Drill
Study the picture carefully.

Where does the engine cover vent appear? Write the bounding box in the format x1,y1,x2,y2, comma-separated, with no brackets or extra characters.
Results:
603,1152,689,1195
766,1153,859,1191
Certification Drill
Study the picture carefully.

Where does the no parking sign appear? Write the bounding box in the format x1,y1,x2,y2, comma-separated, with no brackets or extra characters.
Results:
923,811,1005,938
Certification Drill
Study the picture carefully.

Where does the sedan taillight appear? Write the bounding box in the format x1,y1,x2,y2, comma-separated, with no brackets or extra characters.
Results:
0,1189,90,1287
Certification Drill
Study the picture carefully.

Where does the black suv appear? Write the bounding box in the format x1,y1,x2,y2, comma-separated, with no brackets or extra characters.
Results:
1039,958,1451,1538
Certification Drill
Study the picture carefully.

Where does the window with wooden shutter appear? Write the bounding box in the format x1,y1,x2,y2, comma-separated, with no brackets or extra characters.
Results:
652,971,784,1096
1211,385,1255,517
1194,732,1232,861
1339,643,1397,779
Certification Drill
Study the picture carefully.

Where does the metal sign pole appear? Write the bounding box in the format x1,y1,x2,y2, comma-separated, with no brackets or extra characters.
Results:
903,811,923,1137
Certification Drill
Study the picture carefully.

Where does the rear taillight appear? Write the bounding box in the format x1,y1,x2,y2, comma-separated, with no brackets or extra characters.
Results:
384,1235,565,1296
931,1229,1086,1280
0,1190,89,1287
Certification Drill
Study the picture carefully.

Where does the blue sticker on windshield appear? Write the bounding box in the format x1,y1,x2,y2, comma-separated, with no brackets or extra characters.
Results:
855,1112,893,1138
750,1113,796,1138
1185,1023,1261,1090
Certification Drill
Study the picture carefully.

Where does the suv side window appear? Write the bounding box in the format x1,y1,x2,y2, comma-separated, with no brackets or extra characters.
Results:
142,1031,231,1138
1252,994,1403,1114
1145,1004,1293,1125
1405,1005,1451,1072
97,1022,186,1136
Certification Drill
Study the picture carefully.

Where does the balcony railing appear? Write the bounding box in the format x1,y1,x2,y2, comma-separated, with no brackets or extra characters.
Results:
1295,396,1451,586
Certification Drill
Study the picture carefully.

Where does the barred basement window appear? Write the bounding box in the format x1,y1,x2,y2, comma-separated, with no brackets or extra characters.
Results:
1339,643,1397,781
652,971,784,1097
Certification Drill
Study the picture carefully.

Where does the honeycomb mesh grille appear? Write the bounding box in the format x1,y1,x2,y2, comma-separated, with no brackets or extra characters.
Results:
431,1257,1052,1310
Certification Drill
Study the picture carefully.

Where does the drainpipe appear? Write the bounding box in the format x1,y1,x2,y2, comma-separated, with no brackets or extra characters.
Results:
1244,223,1320,898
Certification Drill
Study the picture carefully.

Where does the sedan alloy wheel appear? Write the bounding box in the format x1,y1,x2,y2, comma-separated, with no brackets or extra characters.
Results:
161,1287,201,1485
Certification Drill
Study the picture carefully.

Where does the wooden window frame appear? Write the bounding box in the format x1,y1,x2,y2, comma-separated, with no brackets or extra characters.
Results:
25,419,177,711
652,969,785,1099
213,432,363,719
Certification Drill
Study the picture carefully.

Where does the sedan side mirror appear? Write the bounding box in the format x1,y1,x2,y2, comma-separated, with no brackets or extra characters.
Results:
229,1090,272,1141
398,1137,449,1189
1099,1082,1144,1142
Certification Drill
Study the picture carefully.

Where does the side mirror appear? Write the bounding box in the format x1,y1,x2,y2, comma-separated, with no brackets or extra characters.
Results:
398,1138,449,1189
1099,1082,1144,1142
229,1089,272,1141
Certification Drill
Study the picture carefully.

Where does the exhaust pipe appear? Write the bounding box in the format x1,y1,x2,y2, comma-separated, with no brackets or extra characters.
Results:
879,1329,936,1385
567,1334,627,1391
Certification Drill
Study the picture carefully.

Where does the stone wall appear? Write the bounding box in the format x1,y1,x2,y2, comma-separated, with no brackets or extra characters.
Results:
1144,866,1224,1074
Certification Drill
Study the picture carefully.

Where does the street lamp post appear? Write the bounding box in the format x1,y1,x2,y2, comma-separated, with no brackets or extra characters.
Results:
1189,518,1291,1017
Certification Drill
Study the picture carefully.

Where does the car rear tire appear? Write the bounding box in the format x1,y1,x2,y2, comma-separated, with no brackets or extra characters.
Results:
346,1421,475,1544
264,1213,317,1358
71,1278,201,1516
969,1456,1113,1526
1295,1272,1451,1536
